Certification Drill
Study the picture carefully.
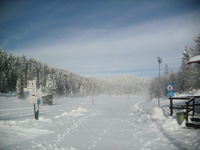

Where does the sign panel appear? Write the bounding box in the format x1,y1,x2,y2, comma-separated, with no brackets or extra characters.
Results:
28,80,36,89
37,99,41,104
165,83,175,97
30,99,37,104
29,80,37,103
30,91,37,99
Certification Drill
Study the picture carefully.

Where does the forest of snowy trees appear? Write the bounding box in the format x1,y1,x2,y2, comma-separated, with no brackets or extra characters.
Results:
97,75,150,96
0,49,150,99
149,34,200,99
0,51,95,98
1,34,199,99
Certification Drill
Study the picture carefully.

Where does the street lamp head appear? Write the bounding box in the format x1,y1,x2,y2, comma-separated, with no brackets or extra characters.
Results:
158,57,162,63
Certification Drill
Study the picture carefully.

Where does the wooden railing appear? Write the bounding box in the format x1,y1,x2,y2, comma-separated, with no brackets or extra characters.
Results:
186,97,195,121
169,96,200,122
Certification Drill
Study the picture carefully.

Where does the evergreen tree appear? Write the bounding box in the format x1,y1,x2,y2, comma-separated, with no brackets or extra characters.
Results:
16,74,24,99
45,74,57,95
60,71,69,95
39,64,49,93
0,49,8,93
190,34,200,56
189,34,200,89
20,55,28,88
164,64,169,75
178,46,192,91
7,52,15,92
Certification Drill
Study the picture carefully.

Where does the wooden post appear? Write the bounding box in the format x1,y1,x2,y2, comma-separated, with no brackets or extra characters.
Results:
34,103,36,118
38,103,39,120
170,98,173,116
186,101,189,122
193,98,195,116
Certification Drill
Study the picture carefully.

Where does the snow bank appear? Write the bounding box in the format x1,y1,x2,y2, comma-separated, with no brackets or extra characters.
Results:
152,107,165,120
55,107,88,118
150,97,200,150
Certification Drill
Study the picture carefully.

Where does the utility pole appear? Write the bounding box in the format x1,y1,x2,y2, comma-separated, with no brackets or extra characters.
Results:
158,57,162,107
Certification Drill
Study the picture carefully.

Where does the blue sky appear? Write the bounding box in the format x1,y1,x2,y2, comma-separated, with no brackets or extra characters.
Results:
0,0,200,78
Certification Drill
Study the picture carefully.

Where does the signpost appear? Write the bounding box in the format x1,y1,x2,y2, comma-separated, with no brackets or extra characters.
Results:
165,83,175,97
30,91,37,103
28,80,36,89
158,57,162,107
29,80,40,120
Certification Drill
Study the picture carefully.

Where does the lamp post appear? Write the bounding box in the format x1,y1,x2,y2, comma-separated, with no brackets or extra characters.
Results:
158,57,162,107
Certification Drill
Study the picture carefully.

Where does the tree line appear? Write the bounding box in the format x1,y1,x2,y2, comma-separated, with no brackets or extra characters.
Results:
0,50,95,98
0,49,150,99
149,34,200,99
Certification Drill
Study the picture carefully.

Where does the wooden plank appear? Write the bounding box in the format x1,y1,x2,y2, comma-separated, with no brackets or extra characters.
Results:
191,118,200,122
169,97,191,100
186,122,200,129
187,108,193,113
169,107,186,109
169,106,193,109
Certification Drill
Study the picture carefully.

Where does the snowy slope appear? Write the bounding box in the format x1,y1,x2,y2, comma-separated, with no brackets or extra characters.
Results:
0,95,200,150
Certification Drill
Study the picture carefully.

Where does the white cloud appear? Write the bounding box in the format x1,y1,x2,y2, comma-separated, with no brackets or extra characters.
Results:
13,10,200,77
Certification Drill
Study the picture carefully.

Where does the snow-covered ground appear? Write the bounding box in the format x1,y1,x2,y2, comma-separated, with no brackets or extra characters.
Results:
0,94,200,150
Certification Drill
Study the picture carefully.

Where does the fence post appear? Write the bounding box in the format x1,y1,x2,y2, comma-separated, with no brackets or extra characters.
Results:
170,98,173,116
186,101,189,122
193,97,195,116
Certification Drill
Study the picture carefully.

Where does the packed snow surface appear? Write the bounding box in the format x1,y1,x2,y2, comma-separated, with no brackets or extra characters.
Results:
0,95,200,150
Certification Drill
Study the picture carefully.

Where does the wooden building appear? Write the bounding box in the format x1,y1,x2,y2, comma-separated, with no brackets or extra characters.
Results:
41,94,53,105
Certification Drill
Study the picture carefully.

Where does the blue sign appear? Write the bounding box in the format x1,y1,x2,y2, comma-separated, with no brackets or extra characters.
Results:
37,99,41,104
165,83,175,97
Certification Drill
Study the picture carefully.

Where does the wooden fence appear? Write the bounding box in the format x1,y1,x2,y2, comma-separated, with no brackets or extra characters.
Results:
169,96,200,122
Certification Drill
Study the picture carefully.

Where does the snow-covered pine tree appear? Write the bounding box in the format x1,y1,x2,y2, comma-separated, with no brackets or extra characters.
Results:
7,52,15,93
189,34,200,89
0,72,8,93
164,64,169,75
60,71,69,95
39,63,49,93
16,74,24,99
190,34,200,56
20,55,28,88
149,76,159,99
45,74,57,96
27,58,38,81
177,46,192,92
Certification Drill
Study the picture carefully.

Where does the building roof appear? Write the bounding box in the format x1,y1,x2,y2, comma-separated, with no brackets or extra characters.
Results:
186,55,200,64
41,94,53,97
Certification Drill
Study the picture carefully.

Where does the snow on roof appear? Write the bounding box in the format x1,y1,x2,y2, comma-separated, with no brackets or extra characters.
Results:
186,55,200,64
41,94,53,97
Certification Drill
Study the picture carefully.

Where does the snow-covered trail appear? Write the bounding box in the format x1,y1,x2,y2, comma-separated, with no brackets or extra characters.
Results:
0,95,200,150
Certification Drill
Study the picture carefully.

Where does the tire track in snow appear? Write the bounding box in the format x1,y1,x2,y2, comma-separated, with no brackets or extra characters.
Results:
35,108,102,149
87,123,113,150
134,100,194,149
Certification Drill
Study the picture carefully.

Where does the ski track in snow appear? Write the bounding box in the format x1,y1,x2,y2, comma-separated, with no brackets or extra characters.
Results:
0,95,200,150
